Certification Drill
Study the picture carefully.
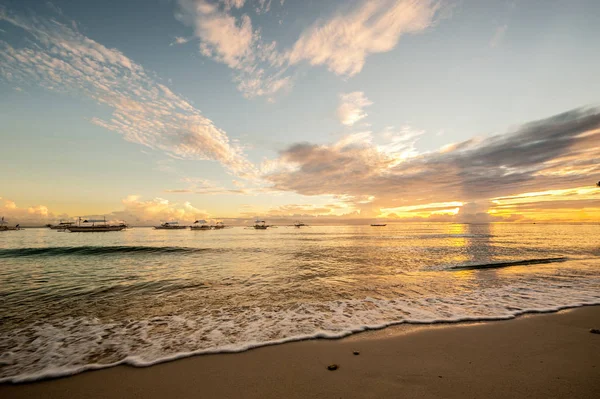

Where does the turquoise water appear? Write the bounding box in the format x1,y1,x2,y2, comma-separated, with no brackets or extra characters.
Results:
1,223,599,382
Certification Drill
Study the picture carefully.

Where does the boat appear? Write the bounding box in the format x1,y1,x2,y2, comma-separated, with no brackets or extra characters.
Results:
212,221,226,229
0,217,21,231
293,221,307,228
253,220,269,229
66,217,126,232
370,223,387,227
190,220,211,230
49,221,75,230
154,221,187,230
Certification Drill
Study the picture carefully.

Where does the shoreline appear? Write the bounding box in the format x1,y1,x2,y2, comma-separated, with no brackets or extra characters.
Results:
2,302,600,384
2,305,599,398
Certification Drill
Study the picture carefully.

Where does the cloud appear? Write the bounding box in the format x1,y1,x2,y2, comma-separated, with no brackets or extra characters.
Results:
264,107,600,220
0,8,256,177
0,197,57,225
287,0,441,76
489,24,507,48
337,92,373,126
176,0,291,99
109,195,209,224
170,36,191,45
164,177,250,195
174,0,440,98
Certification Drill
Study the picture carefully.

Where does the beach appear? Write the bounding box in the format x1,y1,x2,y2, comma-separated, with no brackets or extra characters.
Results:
2,306,599,398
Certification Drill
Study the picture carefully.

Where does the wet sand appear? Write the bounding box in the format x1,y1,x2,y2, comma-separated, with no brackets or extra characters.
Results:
2,306,599,398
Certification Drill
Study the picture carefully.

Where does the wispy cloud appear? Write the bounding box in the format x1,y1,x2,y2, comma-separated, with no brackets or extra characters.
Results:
174,0,441,99
489,24,507,48
170,36,191,45
264,108,600,219
287,0,441,77
337,91,373,126
0,8,256,177
176,0,291,99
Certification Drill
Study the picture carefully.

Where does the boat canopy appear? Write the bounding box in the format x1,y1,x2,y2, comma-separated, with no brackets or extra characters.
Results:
164,221,179,224
84,219,106,223
194,220,207,224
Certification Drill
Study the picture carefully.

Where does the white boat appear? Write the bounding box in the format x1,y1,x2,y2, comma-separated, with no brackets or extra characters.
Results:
0,217,21,231
154,221,187,230
67,217,127,232
190,220,211,230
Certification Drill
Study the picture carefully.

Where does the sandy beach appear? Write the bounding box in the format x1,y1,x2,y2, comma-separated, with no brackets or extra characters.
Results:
2,306,599,399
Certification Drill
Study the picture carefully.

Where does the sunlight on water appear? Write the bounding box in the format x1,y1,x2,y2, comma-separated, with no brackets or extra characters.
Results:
0,223,599,382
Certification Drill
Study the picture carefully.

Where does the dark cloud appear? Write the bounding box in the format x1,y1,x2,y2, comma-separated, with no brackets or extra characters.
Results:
266,107,600,213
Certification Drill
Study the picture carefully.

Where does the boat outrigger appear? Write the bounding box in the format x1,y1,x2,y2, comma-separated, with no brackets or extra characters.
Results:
154,221,187,230
49,221,75,230
67,217,126,232
190,220,211,230
0,217,21,231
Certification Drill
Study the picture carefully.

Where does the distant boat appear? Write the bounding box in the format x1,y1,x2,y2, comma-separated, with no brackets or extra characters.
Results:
370,223,387,227
253,220,269,229
293,221,307,228
0,217,21,231
154,221,187,230
49,221,75,230
190,220,211,230
67,217,126,232
212,221,226,229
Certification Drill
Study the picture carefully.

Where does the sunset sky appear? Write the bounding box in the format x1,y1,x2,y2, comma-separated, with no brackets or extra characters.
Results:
1,0,599,225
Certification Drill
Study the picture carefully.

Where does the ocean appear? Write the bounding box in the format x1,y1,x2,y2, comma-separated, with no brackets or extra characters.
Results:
1,223,599,382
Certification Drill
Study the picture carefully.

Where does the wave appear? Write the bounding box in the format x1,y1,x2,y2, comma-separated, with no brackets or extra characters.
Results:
448,257,568,271
2,303,599,384
2,279,600,384
0,246,211,258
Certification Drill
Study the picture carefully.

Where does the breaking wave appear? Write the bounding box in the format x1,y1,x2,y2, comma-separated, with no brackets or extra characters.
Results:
0,246,211,258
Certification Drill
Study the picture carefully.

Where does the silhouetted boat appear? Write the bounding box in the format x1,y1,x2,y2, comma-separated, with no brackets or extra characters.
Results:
190,220,211,230
370,223,387,227
49,221,75,230
0,217,21,231
253,220,269,229
154,221,187,230
212,221,226,229
294,221,307,228
67,217,126,232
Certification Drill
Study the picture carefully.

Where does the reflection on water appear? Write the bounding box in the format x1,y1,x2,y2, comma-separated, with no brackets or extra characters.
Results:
0,223,599,382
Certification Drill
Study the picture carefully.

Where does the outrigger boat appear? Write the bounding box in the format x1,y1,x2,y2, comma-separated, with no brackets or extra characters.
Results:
49,221,75,230
212,221,226,229
253,220,269,229
370,223,387,227
293,221,307,228
0,217,21,231
190,220,211,230
67,217,126,232
154,221,187,230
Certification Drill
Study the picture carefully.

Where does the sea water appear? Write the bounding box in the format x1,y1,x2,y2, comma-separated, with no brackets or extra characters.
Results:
0,223,599,382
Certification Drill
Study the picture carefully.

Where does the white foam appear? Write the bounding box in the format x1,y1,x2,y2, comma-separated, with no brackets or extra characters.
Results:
2,276,600,384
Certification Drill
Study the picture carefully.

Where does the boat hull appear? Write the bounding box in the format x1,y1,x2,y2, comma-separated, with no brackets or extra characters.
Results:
154,226,187,230
67,226,126,232
190,226,211,230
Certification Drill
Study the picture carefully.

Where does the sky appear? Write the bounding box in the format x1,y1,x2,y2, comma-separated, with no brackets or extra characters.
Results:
1,0,599,225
